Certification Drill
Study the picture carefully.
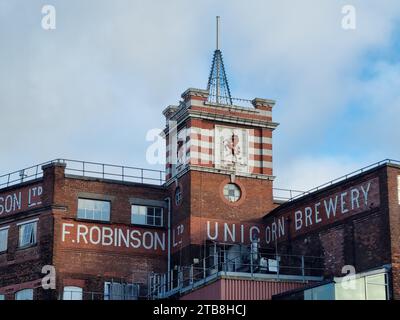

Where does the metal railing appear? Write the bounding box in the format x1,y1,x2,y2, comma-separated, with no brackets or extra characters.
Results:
207,95,255,108
2,158,398,200
0,159,302,199
273,187,305,201
61,290,142,301
0,160,54,189
149,242,325,300
281,159,400,203
61,280,143,300
0,159,165,189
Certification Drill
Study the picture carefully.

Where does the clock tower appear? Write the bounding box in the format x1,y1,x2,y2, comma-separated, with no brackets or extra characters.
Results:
163,89,278,220
163,17,279,267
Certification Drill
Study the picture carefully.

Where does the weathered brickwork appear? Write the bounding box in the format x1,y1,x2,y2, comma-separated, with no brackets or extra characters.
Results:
0,176,54,299
386,166,400,299
0,86,399,300
51,164,168,299
264,164,398,298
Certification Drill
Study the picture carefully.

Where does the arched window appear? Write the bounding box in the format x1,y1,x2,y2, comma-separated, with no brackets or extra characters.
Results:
175,187,182,206
63,286,83,300
15,289,33,300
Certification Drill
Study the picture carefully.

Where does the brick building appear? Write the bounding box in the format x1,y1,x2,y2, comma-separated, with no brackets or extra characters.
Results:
0,42,399,301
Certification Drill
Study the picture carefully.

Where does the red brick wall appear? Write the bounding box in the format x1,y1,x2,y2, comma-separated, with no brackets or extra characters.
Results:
0,176,55,300
386,166,400,299
189,170,273,221
168,169,274,267
51,166,168,298
265,167,392,280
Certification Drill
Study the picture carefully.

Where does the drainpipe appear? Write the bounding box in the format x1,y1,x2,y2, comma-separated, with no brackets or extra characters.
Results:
165,197,172,292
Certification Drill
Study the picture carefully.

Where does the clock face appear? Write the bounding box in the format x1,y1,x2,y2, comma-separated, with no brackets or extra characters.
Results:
215,126,249,173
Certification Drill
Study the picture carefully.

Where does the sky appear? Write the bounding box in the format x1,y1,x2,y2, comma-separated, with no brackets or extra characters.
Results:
0,0,400,192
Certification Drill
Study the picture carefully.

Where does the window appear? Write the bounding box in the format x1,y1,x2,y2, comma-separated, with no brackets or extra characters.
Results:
18,222,37,248
0,227,8,252
335,272,388,300
104,282,139,300
77,198,110,222
131,205,163,227
304,283,335,300
0,294,4,300
223,183,241,203
15,289,33,300
63,286,83,300
365,274,387,300
175,187,182,206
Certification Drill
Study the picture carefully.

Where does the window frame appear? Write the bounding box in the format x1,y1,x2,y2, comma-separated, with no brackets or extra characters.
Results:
223,183,242,203
18,221,37,249
15,289,33,300
77,198,111,223
131,205,163,227
104,282,139,300
63,286,83,300
0,226,9,253
175,187,182,206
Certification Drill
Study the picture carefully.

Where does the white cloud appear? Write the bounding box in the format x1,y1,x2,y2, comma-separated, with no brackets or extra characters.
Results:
0,0,399,188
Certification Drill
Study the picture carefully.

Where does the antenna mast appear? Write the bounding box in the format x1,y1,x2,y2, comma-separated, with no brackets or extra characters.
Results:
216,16,220,51
207,16,233,105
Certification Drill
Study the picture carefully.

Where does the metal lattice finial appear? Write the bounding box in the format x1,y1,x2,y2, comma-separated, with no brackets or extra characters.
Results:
207,16,233,105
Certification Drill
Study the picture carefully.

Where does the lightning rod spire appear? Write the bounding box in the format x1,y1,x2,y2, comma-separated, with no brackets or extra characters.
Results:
207,16,233,105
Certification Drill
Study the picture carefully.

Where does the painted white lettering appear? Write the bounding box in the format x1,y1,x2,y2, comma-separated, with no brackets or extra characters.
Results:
155,232,165,251
13,193,21,211
315,202,322,223
341,192,349,214
278,217,285,237
101,227,113,246
62,223,74,242
224,223,235,242
77,225,89,244
89,226,101,245
130,230,141,248
361,182,371,206
143,231,154,250
265,226,271,244
172,229,178,247
114,228,118,246
351,188,360,210
28,188,33,206
207,221,218,240
295,210,303,231
305,207,313,227
324,196,338,219
118,229,129,248
5,195,13,213
249,226,260,241
0,197,4,215
271,222,277,241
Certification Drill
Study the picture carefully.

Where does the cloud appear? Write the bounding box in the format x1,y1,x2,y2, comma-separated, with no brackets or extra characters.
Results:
0,0,399,192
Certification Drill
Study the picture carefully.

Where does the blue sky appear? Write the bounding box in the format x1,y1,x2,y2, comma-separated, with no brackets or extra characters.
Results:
0,0,400,191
